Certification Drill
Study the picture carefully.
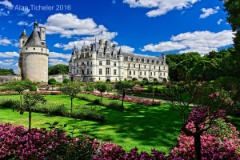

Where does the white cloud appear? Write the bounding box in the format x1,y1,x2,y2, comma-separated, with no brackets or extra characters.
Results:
0,37,12,46
200,6,219,19
43,13,118,38
49,52,71,60
17,21,29,26
117,45,135,53
217,19,223,25
0,51,19,58
142,30,234,55
0,0,13,9
0,59,15,66
49,59,68,66
123,0,200,17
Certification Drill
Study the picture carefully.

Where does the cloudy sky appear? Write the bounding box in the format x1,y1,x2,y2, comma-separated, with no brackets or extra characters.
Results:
0,0,234,73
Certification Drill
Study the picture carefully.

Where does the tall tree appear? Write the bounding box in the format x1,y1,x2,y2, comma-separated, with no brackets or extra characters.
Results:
21,92,46,130
95,82,107,105
115,81,134,112
222,0,240,51
60,82,82,113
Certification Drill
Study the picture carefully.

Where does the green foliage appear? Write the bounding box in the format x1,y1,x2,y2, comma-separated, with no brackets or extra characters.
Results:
63,78,71,83
49,64,69,75
0,68,15,75
0,99,20,110
22,92,46,130
107,101,122,111
60,82,82,113
84,83,94,92
95,82,107,93
48,78,57,85
223,0,240,51
29,84,37,91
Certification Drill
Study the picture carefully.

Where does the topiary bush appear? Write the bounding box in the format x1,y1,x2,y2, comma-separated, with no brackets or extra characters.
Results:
48,78,57,85
63,78,71,83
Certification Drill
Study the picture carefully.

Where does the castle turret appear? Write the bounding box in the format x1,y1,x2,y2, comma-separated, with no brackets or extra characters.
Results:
19,27,28,48
18,21,49,83
118,47,124,81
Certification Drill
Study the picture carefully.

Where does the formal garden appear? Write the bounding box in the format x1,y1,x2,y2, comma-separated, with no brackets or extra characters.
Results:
0,74,240,159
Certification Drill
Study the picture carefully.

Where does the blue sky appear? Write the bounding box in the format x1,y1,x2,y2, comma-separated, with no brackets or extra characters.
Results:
0,0,234,73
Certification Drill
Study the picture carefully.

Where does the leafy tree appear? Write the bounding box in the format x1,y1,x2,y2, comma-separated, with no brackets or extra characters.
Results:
95,82,107,105
115,81,134,112
6,80,34,108
167,80,234,160
60,82,82,113
48,78,57,91
147,85,157,102
49,64,69,75
84,83,94,92
0,68,15,75
21,92,46,130
222,0,240,51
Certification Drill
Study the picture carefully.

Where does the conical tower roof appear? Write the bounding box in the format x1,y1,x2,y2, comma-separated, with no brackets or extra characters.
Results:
19,27,28,38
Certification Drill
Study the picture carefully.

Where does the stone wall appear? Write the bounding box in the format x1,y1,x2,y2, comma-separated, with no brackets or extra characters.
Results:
0,75,21,84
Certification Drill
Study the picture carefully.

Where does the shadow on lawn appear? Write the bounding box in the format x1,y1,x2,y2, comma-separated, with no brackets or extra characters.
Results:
68,102,182,152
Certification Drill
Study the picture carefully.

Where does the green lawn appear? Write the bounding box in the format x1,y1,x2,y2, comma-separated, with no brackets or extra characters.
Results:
0,94,182,153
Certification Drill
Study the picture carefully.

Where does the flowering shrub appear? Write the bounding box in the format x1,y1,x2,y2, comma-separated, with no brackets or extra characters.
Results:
0,123,99,160
93,142,168,160
171,118,240,159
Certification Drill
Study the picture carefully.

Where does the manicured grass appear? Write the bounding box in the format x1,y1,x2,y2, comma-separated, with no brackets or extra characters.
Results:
0,94,182,153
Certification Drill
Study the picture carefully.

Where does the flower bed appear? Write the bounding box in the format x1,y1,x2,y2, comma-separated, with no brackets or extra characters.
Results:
85,91,161,106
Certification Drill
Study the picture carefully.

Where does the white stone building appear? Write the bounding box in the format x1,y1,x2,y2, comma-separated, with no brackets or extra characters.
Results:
18,21,49,83
69,40,168,82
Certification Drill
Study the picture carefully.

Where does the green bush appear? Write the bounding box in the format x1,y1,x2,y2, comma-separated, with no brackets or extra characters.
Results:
63,78,71,83
106,101,122,111
93,98,101,105
29,85,37,91
70,105,104,122
48,78,57,85
0,99,20,110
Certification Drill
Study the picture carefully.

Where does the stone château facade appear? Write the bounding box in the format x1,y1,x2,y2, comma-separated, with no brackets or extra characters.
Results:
69,40,168,82
18,21,49,83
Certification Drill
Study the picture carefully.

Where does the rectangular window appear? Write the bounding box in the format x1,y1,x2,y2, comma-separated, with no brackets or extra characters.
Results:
129,71,131,75
140,72,142,75
114,62,116,66
133,64,135,68
99,61,102,65
144,71,146,75
106,68,110,75
128,63,130,68
134,71,135,75
154,66,155,69
87,61,89,66
114,69,117,75
144,65,146,69
154,72,155,76
87,69,89,75
164,72,165,76
139,64,140,68
99,69,102,75
106,60,110,65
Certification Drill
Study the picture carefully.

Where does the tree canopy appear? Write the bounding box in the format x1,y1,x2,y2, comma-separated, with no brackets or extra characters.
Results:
0,68,15,75
48,64,69,75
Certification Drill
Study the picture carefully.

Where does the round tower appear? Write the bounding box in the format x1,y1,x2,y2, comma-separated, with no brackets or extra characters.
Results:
19,22,49,83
